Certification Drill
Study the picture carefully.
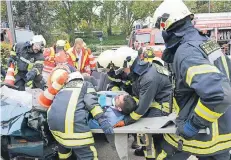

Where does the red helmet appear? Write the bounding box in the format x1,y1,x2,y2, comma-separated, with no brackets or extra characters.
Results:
54,51,67,64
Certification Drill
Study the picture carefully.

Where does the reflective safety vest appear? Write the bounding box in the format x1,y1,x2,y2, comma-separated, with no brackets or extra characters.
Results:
47,81,104,148
43,47,56,73
67,47,96,74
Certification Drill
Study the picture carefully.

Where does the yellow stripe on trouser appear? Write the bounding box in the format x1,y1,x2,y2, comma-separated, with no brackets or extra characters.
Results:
58,150,72,159
151,102,170,113
156,150,167,160
91,105,103,117
221,55,230,80
90,146,98,160
65,87,82,134
163,134,231,155
52,133,95,147
51,130,93,139
144,137,156,158
186,64,220,86
194,100,222,122
130,111,142,120
163,119,231,154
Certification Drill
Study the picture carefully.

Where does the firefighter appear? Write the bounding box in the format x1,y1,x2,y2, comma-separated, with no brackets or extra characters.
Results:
67,38,96,75
112,48,172,159
47,71,114,160
7,35,46,91
152,0,231,159
47,50,76,86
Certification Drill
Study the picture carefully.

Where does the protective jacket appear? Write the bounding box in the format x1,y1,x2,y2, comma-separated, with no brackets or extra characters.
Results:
124,59,172,125
67,47,96,74
43,47,56,73
107,69,133,94
10,42,44,90
163,19,231,156
47,80,105,148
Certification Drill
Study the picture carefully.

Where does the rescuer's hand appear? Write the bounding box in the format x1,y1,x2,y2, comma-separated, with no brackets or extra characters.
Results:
176,120,199,139
98,118,114,134
7,57,15,67
26,69,37,81
114,120,125,128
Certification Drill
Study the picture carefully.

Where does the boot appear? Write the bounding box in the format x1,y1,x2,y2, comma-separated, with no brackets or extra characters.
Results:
134,146,145,156
131,134,140,149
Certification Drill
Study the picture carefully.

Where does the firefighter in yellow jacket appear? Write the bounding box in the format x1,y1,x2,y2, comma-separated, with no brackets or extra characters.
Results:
47,72,114,160
153,0,231,159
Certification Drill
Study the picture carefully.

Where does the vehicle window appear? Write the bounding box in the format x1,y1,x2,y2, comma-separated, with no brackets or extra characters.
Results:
15,29,35,43
135,33,150,44
155,30,165,44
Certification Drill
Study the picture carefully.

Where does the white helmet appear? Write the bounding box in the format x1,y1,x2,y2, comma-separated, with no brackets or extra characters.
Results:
97,49,116,68
56,40,66,47
152,57,164,66
153,0,193,30
113,46,138,74
31,35,46,46
67,71,84,82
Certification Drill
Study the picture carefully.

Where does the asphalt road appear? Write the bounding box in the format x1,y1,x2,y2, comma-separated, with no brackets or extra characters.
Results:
94,134,199,160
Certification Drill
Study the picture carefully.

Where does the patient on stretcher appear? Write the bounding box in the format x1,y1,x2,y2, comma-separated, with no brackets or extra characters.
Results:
89,91,137,129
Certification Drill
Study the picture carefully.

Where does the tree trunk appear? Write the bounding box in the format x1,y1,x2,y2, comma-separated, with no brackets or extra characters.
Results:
107,12,112,36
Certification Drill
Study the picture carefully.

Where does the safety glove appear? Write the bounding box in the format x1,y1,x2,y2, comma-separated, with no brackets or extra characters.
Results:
176,120,199,139
7,57,15,67
98,117,114,134
114,120,125,128
26,69,37,81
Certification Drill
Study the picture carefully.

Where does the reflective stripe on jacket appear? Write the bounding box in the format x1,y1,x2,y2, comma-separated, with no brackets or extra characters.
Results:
47,81,104,148
165,28,231,155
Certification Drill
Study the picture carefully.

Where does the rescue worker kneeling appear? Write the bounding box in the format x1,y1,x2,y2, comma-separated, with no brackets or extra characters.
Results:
47,72,114,160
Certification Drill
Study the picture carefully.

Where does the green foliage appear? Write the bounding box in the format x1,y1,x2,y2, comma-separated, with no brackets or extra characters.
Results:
1,1,7,21
0,42,11,67
84,35,127,46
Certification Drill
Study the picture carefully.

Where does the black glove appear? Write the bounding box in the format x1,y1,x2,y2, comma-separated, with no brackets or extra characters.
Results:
26,69,37,81
98,117,114,134
176,120,200,139
7,57,15,67
84,93,98,105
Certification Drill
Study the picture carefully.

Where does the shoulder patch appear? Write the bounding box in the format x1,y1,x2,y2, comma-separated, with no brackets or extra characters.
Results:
199,40,220,55
154,63,169,76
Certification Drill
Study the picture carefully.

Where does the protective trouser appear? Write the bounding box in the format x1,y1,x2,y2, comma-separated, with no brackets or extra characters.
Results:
155,139,231,160
15,72,27,91
58,143,98,160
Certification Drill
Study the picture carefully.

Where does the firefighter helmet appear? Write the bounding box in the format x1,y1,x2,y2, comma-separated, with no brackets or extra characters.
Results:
153,0,193,30
67,71,84,82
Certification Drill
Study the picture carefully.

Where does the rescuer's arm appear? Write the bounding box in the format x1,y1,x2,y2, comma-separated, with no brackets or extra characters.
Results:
124,76,158,125
181,52,231,129
83,83,114,134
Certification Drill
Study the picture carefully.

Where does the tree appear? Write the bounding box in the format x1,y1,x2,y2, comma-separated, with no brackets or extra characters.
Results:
121,1,161,35
1,1,7,22
101,1,120,36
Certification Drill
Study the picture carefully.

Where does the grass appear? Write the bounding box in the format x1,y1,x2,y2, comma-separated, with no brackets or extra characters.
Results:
83,35,127,46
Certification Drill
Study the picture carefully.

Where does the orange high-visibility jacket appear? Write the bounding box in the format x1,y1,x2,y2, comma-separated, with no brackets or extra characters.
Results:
43,47,56,73
67,47,96,74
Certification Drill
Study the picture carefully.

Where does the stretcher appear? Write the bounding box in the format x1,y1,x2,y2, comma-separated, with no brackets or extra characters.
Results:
91,114,209,160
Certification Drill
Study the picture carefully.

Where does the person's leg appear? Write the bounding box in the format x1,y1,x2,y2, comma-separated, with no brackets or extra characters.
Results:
15,75,25,91
132,134,140,149
197,151,230,160
57,143,72,160
155,138,191,160
73,145,98,160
